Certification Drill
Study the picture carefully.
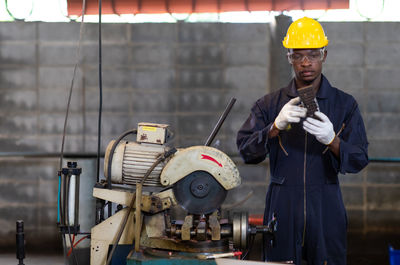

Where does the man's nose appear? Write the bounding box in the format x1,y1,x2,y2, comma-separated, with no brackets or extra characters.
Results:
301,55,312,65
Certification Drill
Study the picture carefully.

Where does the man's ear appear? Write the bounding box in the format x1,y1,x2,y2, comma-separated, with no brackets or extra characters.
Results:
287,53,293,65
322,49,327,63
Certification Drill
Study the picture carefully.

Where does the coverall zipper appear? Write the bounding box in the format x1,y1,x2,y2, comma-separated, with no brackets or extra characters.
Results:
302,132,307,247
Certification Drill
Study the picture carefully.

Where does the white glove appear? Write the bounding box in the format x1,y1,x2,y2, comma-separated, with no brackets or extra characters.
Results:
303,111,335,145
274,97,307,130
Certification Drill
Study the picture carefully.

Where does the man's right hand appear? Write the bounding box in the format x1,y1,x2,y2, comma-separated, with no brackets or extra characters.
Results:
274,97,307,130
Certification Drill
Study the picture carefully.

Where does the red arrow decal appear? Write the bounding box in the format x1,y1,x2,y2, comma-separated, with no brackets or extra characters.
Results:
201,154,223,167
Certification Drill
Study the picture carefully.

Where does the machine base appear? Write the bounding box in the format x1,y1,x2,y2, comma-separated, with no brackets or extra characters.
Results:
127,250,218,265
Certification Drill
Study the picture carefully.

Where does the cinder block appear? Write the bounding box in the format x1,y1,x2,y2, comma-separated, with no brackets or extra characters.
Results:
365,68,400,91
366,43,400,67
85,67,133,89
341,186,363,207
38,179,58,205
0,43,36,65
323,66,364,91
85,89,131,112
178,23,223,43
83,135,115,153
0,90,37,112
37,134,85,153
0,180,38,204
219,137,239,156
131,44,174,66
346,209,364,231
0,67,36,89
324,43,364,66
37,205,58,227
136,68,176,89
179,68,222,89
225,44,269,66
176,45,223,66
39,66,83,90
368,139,400,157
131,23,176,43
178,114,219,137
365,22,400,42
38,22,80,42
223,23,269,44
338,172,364,184
177,90,225,112
237,162,269,184
39,87,83,112
131,90,177,113
367,186,400,210
85,23,129,43
225,88,268,118
321,22,364,44
0,136,38,152
366,114,400,139
0,206,39,234
39,44,77,65
367,162,400,184
38,113,84,134
101,44,131,65
366,210,400,231
177,135,206,148
366,92,400,113
0,114,37,135
84,113,132,135
225,66,268,91
39,43,98,66
0,22,36,41
0,158,58,180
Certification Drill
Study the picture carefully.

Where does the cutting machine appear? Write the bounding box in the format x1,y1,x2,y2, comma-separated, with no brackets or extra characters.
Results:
87,122,276,265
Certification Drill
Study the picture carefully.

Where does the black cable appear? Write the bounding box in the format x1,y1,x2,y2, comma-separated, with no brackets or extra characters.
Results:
105,129,138,219
241,233,255,260
57,0,86,264
97,0,103,184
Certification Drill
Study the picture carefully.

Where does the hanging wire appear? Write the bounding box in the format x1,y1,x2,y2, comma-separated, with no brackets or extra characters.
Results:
5,0,33,21
58,0,87,264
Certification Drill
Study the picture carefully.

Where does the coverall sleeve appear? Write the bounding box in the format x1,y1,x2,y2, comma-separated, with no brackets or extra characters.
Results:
236,101,273,164
330,105,369,174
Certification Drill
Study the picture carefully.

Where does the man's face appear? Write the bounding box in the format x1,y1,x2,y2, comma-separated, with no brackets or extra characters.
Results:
288,48,327,85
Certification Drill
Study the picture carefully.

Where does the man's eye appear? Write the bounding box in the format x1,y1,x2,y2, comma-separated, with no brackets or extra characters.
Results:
292,54,302,60
310,54,320,59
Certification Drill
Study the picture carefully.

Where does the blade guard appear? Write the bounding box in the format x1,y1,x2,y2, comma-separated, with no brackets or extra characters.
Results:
160,146,241,190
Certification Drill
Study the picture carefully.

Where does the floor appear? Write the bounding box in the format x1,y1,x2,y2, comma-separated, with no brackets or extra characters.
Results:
0,232,398,265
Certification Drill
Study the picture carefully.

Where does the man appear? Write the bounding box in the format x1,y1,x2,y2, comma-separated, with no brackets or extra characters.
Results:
236,17,368,265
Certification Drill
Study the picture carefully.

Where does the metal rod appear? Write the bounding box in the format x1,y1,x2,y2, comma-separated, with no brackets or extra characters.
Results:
205,97,236,146
16,220,25,265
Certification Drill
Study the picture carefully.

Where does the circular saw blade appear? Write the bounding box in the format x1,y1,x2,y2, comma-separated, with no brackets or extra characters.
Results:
172,170,227,215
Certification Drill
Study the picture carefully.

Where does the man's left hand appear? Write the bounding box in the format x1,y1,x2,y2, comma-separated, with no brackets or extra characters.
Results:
303,111,335,145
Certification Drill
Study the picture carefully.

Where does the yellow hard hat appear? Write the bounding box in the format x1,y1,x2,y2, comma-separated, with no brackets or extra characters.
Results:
282,17,328,49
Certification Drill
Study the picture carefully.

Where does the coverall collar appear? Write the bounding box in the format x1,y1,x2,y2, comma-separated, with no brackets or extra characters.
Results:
285,74,331,99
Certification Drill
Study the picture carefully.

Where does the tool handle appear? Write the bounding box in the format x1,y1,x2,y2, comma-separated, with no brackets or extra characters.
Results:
205,98,236,146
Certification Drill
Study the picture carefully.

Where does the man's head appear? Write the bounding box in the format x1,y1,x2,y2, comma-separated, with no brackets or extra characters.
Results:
283,17,328,86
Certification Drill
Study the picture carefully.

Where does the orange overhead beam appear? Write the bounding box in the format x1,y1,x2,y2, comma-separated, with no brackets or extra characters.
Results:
68,0,349,15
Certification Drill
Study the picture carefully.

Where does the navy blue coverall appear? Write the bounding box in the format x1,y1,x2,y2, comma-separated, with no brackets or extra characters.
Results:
236,75,369,265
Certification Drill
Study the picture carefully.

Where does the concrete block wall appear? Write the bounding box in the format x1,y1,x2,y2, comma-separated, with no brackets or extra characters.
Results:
322,22,400,233
0,20,398,249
